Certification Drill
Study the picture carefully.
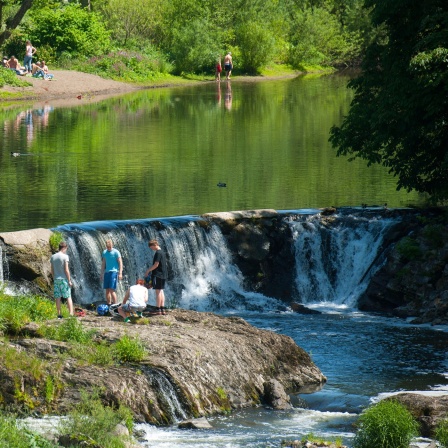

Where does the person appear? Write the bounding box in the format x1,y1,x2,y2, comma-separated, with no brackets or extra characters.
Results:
100,239,123,305
1,56,9,68
224,52,233,80
118,279,148,322
23,40,36,74
144,239,168,315
215,57,222,82
50,241,74,319
40,60,54,80
8,56,25,75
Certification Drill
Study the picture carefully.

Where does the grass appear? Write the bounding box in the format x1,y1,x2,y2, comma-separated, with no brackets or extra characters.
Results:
0,412,58,448
113,334,147,363
436,418,448,448
0,290,56,335
58,389,134,448
49,231,64,253
352,399,419,448
0,67,31,88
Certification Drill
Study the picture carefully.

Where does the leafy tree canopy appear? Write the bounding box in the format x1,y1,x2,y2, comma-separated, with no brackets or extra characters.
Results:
330,0,448,201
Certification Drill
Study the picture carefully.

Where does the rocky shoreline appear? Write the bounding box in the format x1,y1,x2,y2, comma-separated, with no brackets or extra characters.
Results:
1,308,325,424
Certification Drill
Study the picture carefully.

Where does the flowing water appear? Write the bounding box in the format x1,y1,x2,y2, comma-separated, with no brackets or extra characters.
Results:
16,210,448,447
0,75,443,446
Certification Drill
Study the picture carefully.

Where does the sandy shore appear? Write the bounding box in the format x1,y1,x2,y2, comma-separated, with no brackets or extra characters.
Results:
1,69,140,107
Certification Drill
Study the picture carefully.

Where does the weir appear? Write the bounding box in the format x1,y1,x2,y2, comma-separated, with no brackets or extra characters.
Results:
53,210,401,310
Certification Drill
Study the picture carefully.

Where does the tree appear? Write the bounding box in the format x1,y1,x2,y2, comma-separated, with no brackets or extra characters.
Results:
0,0,33,47
329,0,448,201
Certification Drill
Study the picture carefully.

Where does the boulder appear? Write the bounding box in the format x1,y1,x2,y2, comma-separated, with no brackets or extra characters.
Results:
2,309,326,425
263,379,292,410
387,393,448,437
178,417,213,429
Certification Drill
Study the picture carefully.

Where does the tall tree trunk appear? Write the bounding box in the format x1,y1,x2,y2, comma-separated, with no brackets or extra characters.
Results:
0,0,33,47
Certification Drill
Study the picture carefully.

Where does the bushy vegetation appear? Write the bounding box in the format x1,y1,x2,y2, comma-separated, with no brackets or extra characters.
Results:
0,0,373,79
113,334,147,363
352,399,419,448
0,413,58,448
436,418,448,448
0,66,30,88
0,289,56,334
58,390,134,448
49,231,64,253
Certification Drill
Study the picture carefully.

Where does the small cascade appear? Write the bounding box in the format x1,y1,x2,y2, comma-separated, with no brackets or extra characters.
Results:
290,213,398,307
57,218,281,311
145,367,189,423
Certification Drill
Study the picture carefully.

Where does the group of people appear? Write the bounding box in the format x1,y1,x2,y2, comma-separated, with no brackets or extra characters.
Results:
1,40,53,79
50,238,169,321
215,52,233,81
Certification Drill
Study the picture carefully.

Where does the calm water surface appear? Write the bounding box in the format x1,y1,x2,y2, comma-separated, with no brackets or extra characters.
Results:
0,74,425,232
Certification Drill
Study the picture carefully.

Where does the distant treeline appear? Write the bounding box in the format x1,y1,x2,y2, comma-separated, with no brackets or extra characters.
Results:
0,0,376,76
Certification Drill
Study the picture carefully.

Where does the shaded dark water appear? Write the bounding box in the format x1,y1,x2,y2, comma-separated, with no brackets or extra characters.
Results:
0,74,425,232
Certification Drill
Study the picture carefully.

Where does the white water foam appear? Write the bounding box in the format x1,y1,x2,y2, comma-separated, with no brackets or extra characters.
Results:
290,214,397,307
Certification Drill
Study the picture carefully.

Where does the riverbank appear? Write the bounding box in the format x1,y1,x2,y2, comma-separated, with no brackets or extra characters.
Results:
0,68,303,107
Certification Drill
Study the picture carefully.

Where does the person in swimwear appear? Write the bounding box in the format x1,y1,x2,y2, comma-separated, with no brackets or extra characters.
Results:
224,52,233,80
215,57,222,82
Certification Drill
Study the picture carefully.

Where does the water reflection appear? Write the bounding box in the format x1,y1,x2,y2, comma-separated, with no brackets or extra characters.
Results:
0,75,426,231
225,81,232,111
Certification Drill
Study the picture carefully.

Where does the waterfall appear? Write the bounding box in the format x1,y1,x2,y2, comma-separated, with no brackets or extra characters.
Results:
145,367,188,423
289,213,398,308
45,210,402,311
57,218,281,311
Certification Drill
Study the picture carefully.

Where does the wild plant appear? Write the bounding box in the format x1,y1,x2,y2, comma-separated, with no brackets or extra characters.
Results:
352,399,419,448
113,335,146,363
58,389,134,448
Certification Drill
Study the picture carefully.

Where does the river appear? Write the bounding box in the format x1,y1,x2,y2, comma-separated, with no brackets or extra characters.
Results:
0,73,425,232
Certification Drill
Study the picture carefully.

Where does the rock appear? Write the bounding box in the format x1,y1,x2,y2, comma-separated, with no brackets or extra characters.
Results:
0,228,54,295
387,393,448,437
263,379,292,410
0,309,326,425
178,417,213,429
290,303,321,315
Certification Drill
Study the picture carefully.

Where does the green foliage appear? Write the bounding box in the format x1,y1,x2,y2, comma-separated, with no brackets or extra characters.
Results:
353,399,419,448
395,237,422,262
288,7,362,68
59,389,134,448
49,231,64,253
169,18,222,75
0,67,31,88
237,21,275,74
0,291,56,335
330,0,448,201
0,412,59,448
26,3,111,58
113,334,146,363
66,50,172,82
436,418,448,448
39,317,96,344
68,340,115,366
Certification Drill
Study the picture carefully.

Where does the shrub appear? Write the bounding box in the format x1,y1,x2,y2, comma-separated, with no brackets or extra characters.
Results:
0,412,58,448
66,50,172,82
59,390,133,448
113,335,146,363
26,3,111,59
49,231,64,253
353,399,419,448
0,67,31,88
0,291,56,334
436,418,448,448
